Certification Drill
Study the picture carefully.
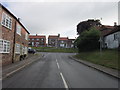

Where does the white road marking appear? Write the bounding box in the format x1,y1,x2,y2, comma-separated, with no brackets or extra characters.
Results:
56,59,69,89
56,59,58,63
6,62,30,77
57,62,60,69
56,59,60,69
60,72,69,89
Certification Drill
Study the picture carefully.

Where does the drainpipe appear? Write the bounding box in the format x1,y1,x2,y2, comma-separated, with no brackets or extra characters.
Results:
12,20,17,63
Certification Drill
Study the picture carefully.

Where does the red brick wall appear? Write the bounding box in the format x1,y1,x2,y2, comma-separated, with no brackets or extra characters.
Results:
1,9,16,66
1,7,29,66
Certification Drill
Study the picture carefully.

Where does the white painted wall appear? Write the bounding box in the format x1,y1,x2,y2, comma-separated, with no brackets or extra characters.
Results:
104,31,120,49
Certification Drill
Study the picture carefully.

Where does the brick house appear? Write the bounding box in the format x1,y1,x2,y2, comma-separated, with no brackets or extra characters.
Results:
0,4,30,66
29,34,46,47
58,37,68,48
67,39,75,48
48,34,60,47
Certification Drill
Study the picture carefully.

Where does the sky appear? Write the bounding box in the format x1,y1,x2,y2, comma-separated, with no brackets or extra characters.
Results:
1,0,119,40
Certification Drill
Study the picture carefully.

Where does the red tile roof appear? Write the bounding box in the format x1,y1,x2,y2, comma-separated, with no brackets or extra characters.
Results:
59,37,68,40
101,25,120,36
103,26,120,36
29,35,46,38
48,35,59,38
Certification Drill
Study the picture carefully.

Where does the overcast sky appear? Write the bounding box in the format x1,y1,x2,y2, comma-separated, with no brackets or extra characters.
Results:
1,0,119,40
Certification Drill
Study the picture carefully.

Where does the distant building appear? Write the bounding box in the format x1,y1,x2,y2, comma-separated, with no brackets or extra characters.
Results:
0,4,30,66
67,39,75,48
48,34,60,47
29,34,46,47
58,37,68,48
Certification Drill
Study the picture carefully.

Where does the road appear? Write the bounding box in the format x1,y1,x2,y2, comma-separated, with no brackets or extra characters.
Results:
3,52,118,88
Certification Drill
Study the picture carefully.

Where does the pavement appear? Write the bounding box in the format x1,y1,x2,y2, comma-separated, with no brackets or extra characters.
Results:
2,52,43,80
69,56,120,79
2,52,118,88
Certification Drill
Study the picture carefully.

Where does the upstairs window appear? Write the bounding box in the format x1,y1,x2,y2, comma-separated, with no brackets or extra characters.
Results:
16,24,21,35
36,39,39,41
1,12,12,30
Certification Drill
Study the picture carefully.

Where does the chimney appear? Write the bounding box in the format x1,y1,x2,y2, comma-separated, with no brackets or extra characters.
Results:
58,34,60,37
18,18,21,21
114,22,117,27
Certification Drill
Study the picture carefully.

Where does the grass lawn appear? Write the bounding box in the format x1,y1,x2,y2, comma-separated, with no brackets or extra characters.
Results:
31,47,78,53
74,49,120,70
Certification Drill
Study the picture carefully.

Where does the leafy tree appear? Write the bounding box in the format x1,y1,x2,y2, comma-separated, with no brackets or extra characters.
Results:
75,27,100,52
77,19,101,35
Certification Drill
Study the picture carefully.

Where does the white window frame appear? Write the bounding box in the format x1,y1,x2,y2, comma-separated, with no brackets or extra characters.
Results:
16,24,21,36
24,46,28,54
36,38,39,41
61,41,64,43
0,39,10,53
15,43,20,54
25,33,28,40
1,12,12,30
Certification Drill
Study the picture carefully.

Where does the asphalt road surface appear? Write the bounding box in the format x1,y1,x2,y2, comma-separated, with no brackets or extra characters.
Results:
3,52,119,88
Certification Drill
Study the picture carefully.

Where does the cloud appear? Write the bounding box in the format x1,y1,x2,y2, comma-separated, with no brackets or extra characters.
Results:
2,2,118,40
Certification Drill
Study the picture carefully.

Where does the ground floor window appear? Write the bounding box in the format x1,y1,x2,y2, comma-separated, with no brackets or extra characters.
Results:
0,39,10,53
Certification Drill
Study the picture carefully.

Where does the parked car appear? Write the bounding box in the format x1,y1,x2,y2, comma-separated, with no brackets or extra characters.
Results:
28,49,36,54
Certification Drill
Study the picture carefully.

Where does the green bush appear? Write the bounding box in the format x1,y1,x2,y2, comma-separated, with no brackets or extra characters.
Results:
75,27,100,52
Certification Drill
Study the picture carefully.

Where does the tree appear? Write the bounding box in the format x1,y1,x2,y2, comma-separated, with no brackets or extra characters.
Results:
75,27,100,52
77,19,101,35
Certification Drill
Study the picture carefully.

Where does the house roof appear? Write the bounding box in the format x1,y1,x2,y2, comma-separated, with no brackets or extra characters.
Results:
29,35,46,38
0,3,30,34
100,25,116,36
59,37,68,40
68,39,75,41
48,35,59,38
103,26,120,37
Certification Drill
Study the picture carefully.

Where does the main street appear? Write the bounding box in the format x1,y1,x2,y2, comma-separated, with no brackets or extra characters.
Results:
3,52,118,88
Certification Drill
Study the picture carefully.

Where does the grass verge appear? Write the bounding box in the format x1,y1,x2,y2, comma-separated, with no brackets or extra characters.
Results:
74,49,119,70
32,47,78,53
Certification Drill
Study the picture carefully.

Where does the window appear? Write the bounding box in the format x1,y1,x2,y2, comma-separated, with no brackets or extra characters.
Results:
16,24,21,35
1,12,12,29
61,41,64,43
0,40,3,53
36,39,39,41
72,41,74,43
15,43,20,54
32,39,34,40
114,34,118,40
32,42,34,46
24,47,28,54
25,33,28,40
60,44,64,47
0,39,10,53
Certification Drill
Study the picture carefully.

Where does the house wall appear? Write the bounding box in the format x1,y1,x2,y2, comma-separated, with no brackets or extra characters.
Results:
0,5,2,65
58,40,68,48
1,8,16,66
29,37,46,47
14,23,29,62
48,38,58,47
0,5,29,66
104,31,120,49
